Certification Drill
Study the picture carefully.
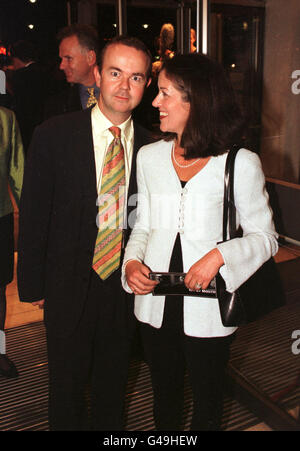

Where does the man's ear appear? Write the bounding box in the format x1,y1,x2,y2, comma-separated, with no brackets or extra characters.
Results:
146,77,152,88
94,65,101,87
87,50,96,66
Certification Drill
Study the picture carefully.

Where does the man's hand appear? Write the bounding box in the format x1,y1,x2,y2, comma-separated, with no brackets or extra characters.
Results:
32,299,45,309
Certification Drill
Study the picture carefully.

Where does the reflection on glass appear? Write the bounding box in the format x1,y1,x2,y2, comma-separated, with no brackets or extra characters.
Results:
210,8,264,152
152,23,175,78
126,5,177,57
190,28,196,53
125,5,177,131
96,3,117,46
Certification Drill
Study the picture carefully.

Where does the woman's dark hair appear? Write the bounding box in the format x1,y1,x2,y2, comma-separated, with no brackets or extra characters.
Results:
160,53,245,158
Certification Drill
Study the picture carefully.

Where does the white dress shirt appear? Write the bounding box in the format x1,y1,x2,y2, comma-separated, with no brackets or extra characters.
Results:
91,104,134,197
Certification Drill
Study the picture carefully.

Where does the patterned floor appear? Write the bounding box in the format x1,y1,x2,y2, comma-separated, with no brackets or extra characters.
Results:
1,302,300,431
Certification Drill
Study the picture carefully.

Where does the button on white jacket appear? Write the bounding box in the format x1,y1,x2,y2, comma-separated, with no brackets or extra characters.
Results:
122,140,278,338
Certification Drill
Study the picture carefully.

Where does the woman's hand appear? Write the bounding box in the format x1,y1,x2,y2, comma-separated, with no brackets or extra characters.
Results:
125,260,159,295
184,248,224,291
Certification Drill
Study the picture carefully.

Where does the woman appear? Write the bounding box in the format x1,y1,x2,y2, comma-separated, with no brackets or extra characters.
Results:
152,23,175,78
122,53,278,430
0,106,24,378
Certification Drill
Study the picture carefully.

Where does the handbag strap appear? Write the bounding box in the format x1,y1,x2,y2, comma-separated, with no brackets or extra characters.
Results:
222,145,240,242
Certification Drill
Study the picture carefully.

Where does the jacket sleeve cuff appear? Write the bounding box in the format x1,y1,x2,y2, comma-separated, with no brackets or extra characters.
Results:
121,258,142,294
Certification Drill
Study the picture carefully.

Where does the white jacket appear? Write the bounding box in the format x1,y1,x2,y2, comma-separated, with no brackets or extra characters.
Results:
122,139,278,338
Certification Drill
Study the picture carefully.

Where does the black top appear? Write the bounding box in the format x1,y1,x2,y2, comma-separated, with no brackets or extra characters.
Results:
163,180,186,328
168,180,186,273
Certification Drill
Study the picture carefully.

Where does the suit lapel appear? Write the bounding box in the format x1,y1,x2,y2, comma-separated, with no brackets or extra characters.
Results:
73,109,97,202
71,114,153,247
67,84,82,112
73,115,151,204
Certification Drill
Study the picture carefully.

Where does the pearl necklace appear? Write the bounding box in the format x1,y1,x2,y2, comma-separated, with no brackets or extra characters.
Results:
172,144,201,168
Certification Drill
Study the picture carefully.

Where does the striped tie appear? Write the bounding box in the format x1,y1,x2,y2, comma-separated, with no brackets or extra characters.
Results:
92,126,125,280
86,87,97,108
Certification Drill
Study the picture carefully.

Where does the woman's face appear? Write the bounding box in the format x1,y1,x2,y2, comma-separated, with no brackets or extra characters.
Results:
152,70,190,140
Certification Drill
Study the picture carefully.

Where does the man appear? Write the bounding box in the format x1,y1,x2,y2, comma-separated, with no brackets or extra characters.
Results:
9,40,46,154
44,24,99,119
18,36,153,431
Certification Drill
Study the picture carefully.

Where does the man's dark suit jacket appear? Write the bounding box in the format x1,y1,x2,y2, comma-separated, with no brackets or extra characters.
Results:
44,83,82,120
17,108,153,337
11,62,47,153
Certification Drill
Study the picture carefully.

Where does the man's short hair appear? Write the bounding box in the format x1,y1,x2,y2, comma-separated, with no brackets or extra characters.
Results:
97,35,152,80
57,24,99,53
10,40,38,63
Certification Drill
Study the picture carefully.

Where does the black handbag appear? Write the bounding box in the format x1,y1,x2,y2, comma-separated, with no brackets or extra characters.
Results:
215,146,285,327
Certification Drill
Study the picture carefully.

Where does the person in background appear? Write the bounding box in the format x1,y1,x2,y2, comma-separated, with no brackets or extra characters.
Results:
123,53,278,431
0,106,24,378
190,28,197,52
152,23,175,79
10,40,46,155
0,54,14,109
18,36,153,431
44,24,99,119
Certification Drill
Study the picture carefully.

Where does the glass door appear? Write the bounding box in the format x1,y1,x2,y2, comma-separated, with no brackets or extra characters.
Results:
94,1,264,147
210,3,265,152
124,0,179,129
186,1,265,152
95,0,118,43
95,0,182,129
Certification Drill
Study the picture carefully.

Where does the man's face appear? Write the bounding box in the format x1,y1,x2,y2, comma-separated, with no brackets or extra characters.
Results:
59,35,95,86
95,43,151,124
